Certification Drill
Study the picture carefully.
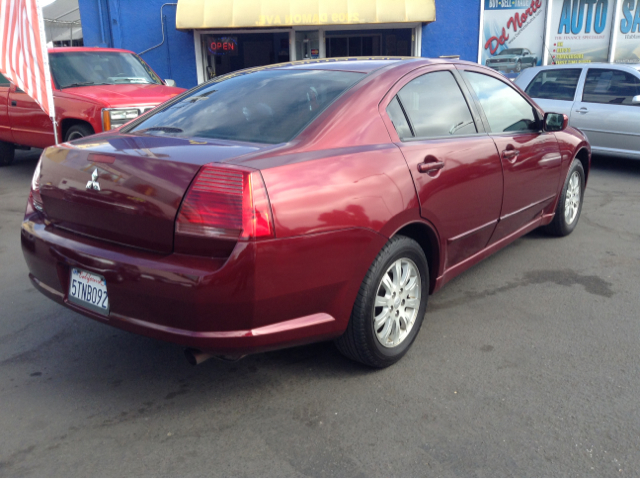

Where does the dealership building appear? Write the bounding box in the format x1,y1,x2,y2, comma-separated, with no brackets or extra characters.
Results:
77,0,640,89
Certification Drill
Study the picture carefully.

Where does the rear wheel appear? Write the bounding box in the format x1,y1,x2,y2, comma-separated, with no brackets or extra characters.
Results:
65,124,94,142
335,235,429,368
0,141,15,167
544,159,585,236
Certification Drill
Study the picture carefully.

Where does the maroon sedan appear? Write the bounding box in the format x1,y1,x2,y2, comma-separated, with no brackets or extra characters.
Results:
22,58,590,368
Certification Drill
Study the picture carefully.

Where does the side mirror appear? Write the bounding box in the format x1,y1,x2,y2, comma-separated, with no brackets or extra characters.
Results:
543,112,568,132
632,95,640,104
164,79,176,87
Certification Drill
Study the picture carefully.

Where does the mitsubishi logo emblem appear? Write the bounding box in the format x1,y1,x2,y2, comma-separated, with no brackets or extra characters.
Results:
86,169,101,191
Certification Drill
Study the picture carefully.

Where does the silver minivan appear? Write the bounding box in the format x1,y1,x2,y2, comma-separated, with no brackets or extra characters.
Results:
515,64,640,159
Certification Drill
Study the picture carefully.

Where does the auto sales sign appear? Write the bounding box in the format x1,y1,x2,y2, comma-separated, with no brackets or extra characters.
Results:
481,0,547,72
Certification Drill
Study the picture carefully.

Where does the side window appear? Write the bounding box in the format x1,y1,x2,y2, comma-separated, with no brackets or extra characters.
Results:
396,71,477,139
0,73,9,86
463,71,539,133
386,96,413,139
525,68,581,101
583,69,640,105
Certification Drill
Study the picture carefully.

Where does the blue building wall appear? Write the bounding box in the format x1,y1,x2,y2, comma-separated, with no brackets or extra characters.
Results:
78,0,483,89
78,0,198,89
421,1,481,62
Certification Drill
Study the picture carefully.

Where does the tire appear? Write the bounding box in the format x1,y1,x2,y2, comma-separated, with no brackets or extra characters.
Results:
64,124,94,142
0,141,15,167
544,159,585,237
515,61,522,72
335,235,429,368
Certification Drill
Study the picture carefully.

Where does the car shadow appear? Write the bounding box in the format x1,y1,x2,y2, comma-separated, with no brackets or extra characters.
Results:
590,154,640,176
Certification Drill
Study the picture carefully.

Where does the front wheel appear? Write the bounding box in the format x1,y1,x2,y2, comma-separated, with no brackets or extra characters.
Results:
335,235,429,368
64,124,94,142
544,159,585,236
515,61,522,72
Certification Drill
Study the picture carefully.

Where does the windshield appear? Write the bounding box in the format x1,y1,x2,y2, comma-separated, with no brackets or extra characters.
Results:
50,52,163,89
127,69,363,144
498,49,523,55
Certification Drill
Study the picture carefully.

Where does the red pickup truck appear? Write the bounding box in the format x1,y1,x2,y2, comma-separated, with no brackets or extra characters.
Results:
0,47,185,166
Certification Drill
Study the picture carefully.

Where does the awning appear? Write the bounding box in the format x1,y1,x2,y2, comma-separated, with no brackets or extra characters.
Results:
176,0,435,29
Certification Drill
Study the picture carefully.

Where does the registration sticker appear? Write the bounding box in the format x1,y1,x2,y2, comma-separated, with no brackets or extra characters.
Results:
69,268,109,315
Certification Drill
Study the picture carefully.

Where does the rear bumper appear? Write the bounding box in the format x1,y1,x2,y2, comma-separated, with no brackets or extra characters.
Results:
22,213,386,355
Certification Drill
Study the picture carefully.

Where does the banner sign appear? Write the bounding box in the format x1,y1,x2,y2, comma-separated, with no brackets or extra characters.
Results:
481,0,547,75
547,0,613,64
613,0,640,63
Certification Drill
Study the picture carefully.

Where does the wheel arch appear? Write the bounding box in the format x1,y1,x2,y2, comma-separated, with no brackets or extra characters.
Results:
574,147,590,184
61,119,95,141
392,222,440,294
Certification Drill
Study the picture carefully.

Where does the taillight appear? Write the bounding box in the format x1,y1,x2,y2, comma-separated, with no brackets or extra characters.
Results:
30,158,44,212
175,164,274,255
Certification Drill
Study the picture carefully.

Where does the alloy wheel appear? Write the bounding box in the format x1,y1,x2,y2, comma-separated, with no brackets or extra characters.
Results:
373,258,421,348
564,170,581,224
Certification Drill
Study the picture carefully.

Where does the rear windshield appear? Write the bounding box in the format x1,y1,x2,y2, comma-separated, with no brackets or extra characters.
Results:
127,69,364,144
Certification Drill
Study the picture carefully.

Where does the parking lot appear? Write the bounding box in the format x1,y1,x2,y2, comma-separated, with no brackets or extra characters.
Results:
1,149,639,476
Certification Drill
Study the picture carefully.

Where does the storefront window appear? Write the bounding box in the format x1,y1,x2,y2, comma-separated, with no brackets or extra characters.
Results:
202,32,290,79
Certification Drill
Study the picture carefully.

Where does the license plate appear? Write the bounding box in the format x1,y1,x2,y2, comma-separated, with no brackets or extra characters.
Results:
69,268,109,315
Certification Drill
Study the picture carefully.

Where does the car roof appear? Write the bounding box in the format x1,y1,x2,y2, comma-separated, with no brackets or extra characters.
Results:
48,47,135,54
269,56,477,74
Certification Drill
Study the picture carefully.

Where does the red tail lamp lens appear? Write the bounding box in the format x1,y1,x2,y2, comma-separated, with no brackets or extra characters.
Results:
176,164,274,241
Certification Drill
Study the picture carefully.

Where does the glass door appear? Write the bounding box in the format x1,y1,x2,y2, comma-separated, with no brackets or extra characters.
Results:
294,31,320,60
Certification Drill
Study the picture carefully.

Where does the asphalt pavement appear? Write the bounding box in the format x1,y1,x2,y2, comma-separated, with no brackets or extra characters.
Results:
1,149,639,477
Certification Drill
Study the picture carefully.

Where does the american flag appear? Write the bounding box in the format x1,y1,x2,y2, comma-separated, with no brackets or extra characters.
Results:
0,0,55,118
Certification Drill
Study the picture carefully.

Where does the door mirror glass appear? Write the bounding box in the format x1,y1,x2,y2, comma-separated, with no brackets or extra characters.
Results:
543,112,568,132
164,79,176,87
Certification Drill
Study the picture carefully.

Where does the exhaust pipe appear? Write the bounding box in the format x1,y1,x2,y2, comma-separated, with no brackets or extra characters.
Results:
184,348,246,366
184,348,215,366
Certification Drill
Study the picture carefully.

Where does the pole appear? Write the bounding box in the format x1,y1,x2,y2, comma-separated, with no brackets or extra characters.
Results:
51,117,59,144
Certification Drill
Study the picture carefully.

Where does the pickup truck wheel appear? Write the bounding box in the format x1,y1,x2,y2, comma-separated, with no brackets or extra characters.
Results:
65,124,94,142
0,141,15,167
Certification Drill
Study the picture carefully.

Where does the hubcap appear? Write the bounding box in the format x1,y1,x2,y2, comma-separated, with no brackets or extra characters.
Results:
564,171,581,225
373,258,421,348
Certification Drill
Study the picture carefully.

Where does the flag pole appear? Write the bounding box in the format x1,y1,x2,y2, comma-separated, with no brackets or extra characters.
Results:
35,0,58,144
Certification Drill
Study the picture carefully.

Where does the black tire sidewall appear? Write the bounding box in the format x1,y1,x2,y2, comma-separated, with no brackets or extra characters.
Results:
65,124,94,142
361,238,429,364
0,141,15,166
557,160,585,236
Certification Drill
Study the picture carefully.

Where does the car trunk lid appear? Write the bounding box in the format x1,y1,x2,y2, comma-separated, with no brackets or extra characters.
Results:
37,134,268,254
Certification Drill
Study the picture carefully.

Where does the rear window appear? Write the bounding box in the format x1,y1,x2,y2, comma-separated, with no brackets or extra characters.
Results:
128,69,364,144
525,69,581,101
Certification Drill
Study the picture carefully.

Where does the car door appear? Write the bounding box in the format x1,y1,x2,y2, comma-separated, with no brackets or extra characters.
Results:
379,66,504,270
459,67,563,243
570,67,640,155
522,67,584,118
8,83,55,148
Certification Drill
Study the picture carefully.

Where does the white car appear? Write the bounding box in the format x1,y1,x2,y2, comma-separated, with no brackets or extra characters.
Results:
515,63,640,159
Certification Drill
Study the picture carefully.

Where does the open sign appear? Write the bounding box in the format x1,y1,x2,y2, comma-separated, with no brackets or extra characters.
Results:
208,37,238,56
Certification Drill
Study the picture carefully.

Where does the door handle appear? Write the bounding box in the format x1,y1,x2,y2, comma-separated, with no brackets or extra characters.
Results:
10,100,16,106
417,159,445,174
502,149,519,160
575,107,588,113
